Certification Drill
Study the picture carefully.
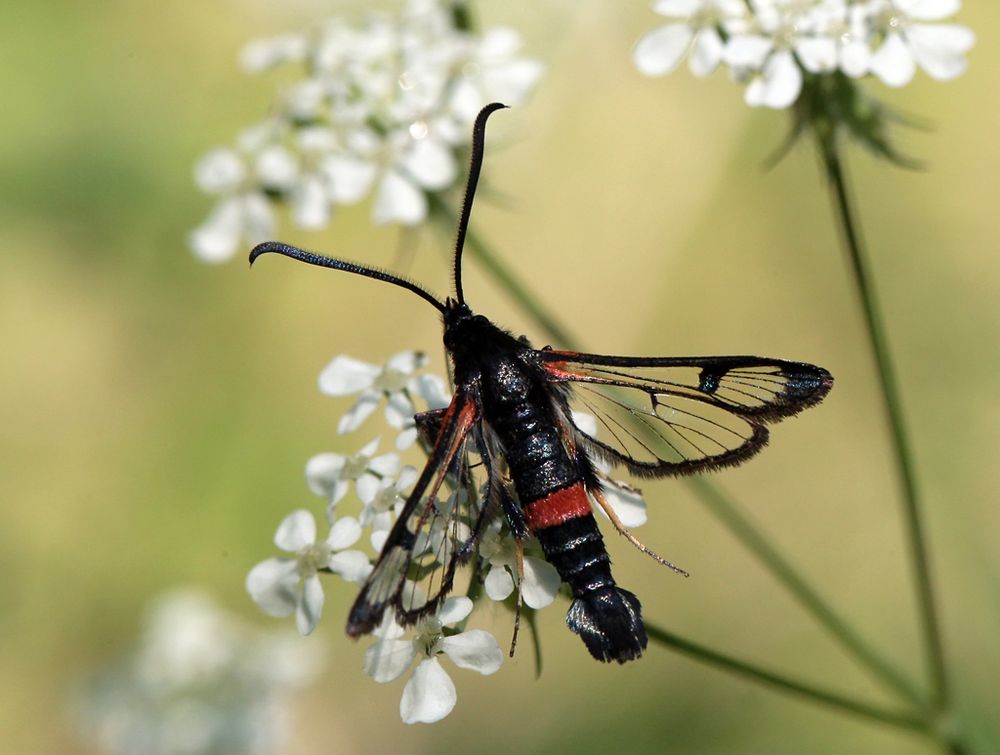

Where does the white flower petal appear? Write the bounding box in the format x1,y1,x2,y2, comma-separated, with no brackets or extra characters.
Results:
364,638,417,683
907,24,975,81
328,550,373,583
397,466,419,490
326,515,362,550
337,393,381,434
318,356,379,396
437,596,473,626
274,509,316,552
571,411,598,437
305,452,347,499
409,373,451,410
371,528,390,552
604,482,648,528
652,0,701,17
897,0,961,21
395,426,418,450
292,174,330,229
633,24,694,76
400,658,457,724
839,39,871,78
246,558,298,616
385,392,416,429
255,145,299,190
870,32,916,87
440,629,504,675
724,34,773,68
295,573,324,635
388,350,426,373
480,60,545,106
520,557,561,609
240,33,307,72
369,453,401,477
194,149,245,193
321,153,377,204
355,473,380,505
484,565,515,601
374,170,427,226
746,50,802,108
795,37,837,73
189,199,243,264
402,136,457,191
689,28,724,77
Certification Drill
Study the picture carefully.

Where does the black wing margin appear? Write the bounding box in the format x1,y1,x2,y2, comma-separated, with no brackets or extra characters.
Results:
538,350,832,478
347,389,492,636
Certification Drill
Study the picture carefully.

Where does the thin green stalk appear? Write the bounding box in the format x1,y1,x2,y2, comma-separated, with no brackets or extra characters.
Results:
816,133,948,712
436,205,921,707
686,476,925,707
644,623,929,735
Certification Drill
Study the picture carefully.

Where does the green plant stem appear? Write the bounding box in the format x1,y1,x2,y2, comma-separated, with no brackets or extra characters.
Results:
686,476,925,707
435,205,921,707
815,133,948,713
644,623,929,735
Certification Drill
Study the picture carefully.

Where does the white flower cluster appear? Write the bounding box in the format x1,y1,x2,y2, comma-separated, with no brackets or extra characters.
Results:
77,590,323,755
246,350,510,724
190,0,543,263
634,0,975,109
244,349,650,723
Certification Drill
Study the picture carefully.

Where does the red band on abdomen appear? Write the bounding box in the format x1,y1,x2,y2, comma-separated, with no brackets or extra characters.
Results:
523,482,592,531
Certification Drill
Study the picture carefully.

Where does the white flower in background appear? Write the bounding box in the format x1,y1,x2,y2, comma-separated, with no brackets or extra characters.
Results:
190,0,544,262
189,121,298,263
867,0,975,87
363,598,503,724
77,589,323,755
246,509,371,635
633,0,974,108
633,0,746,78
479,522,561,609
306,437,401,517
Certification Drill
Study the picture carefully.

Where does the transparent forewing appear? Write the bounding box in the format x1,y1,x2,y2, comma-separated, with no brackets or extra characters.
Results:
540,351,831,477
347,393,492,635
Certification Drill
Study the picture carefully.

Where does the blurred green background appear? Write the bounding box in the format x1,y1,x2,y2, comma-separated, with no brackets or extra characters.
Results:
2,1,998,753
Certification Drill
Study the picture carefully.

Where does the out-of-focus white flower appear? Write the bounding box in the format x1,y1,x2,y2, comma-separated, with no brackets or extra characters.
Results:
634,0,746,78
246,509,371,635
363,598,503,724
77,589,323,755
867,0,975,87
190,1,544,261
633,0,974,108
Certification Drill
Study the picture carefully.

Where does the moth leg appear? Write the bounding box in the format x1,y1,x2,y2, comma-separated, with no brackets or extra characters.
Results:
588,483,689,578
508,536,526,658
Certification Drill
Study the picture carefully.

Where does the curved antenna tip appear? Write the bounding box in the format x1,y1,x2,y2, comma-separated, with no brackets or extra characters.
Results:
249,241,283,267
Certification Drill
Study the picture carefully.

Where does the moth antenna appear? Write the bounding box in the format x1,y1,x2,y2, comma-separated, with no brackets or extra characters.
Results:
249,241,447,314
453,102,508,306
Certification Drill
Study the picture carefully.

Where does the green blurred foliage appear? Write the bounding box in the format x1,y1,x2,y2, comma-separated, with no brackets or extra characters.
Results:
1,2,998,753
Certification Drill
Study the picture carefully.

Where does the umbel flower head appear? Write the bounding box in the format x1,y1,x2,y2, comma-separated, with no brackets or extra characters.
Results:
190,0,543,263
634,0,975,109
